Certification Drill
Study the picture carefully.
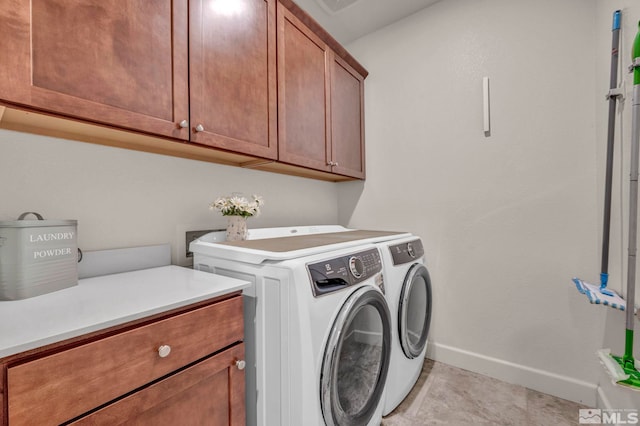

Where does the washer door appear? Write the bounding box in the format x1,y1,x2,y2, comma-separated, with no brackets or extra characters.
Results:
399,263,432,359
320,286,391,426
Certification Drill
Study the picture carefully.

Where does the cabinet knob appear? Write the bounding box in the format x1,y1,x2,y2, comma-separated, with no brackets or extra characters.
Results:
195,124,205,132
235,359,246,370
158,345,172,358
179,119,189,128
327,161,334,166
333,162,339,167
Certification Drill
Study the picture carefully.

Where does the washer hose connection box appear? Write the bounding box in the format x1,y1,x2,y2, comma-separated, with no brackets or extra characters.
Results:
0,212,79,300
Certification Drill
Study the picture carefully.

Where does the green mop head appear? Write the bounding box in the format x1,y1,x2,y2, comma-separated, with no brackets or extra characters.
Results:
609,356,640,389
598,345,640,391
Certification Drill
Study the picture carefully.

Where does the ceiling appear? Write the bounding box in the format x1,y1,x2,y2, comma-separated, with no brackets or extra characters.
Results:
292,0,442,45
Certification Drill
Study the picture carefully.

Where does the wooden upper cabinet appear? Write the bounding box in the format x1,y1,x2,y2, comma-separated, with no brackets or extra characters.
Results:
277,3,332,172
0,0,190,140
277,1,366,178
189,0,278,159
0,0,366,179
331,54,365,179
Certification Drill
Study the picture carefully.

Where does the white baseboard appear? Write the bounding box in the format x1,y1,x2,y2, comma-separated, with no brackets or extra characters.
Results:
426,341,598,406
595,369,640,411
597,385,614,410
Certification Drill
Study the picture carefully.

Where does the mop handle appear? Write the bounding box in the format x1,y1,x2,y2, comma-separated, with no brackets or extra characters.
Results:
601,10,622,286
626,22,640,342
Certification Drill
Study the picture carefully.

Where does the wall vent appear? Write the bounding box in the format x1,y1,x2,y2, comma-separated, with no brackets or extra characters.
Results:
315,0,362,14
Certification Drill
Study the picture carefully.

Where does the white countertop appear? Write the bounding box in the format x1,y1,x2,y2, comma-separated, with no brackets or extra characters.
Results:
0,265,250,359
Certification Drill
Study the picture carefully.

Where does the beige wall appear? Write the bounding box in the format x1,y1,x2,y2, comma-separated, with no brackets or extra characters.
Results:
340,0,607,405
0,129,339,266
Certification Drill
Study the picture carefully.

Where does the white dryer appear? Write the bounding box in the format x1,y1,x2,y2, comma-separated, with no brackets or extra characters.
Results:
378,236,432,416
190,227,409,426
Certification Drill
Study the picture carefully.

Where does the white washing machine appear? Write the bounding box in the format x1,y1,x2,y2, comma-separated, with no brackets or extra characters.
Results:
190,226,410,426
378,235,432,416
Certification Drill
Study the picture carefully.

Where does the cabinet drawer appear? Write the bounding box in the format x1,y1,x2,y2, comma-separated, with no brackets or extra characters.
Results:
8,296,243,425
71,343,245,426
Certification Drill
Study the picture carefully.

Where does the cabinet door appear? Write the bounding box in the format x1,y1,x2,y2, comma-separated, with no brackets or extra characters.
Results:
277,3,332,172
0,363,5,426
71,344,246,426
0,0,189,140
330,54,366,179
189,0,277,160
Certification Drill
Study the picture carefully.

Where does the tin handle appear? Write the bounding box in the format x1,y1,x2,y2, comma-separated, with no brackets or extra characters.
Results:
17,212,44,220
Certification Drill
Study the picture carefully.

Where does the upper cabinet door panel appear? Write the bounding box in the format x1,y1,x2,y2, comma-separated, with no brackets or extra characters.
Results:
0,0,189,140
189,0,277,160
277,4,331,172
331,55,365,179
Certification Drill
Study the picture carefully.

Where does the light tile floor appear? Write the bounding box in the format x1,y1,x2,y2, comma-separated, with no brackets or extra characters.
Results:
382,359,590,425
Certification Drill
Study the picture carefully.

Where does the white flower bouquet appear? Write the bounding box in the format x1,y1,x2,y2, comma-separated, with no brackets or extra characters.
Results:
210,194,264,218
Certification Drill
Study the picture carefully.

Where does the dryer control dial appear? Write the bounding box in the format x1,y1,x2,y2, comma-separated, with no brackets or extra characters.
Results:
407,243,416,258
349,256,364,278
390,239,424,266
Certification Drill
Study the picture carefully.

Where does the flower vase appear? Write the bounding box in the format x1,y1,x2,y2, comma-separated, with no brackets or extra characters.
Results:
226,215,248,241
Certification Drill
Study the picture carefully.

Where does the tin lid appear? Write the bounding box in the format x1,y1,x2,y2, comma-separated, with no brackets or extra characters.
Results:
0,212,76,228
0,219,77,228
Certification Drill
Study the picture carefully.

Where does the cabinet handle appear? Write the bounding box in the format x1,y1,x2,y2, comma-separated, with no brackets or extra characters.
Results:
179,119,189,128
195,124,205,132
333,162,339,167
158,345,172,358
235,359,246,370
327,161,335,166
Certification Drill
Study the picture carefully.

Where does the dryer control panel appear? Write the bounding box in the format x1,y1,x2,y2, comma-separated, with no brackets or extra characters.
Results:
307,248,382,297
390,239,424,265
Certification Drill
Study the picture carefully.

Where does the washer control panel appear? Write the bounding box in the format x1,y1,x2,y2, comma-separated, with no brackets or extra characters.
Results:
389,239,424,266
308,248,382,297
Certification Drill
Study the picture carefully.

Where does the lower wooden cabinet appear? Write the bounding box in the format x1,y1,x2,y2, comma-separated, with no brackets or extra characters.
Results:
71,344,245,426
1,294,245,425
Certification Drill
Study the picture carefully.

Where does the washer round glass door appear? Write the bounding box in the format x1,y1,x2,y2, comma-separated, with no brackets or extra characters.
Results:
399,263,432,359
320,286,391,426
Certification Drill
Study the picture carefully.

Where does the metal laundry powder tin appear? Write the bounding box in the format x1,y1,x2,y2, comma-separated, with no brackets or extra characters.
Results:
0,212,78,300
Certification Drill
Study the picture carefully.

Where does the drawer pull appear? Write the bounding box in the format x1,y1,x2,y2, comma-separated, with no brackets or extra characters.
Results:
235,359,246,370
158,345,172,358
